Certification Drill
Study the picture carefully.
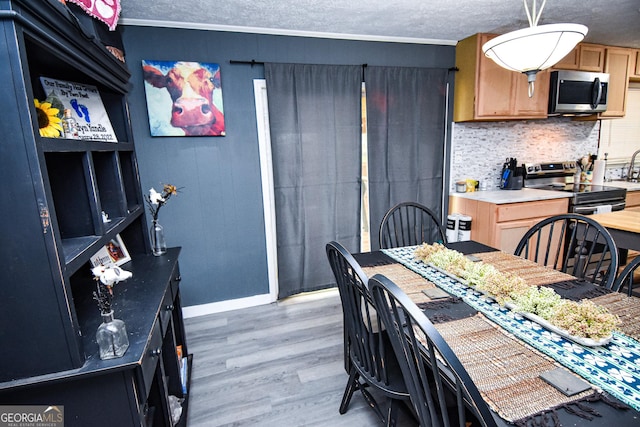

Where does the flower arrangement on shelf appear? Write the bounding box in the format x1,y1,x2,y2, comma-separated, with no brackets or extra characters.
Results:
144,183,181,256
414,243,620,340
144,183,179,222
91,265,133,313
34,97,64,138
91,265,132,359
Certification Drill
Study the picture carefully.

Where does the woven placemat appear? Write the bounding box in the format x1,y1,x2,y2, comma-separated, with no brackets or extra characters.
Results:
433,314,594,422
362,264,437,304
591,293,640,341
473,251,576,286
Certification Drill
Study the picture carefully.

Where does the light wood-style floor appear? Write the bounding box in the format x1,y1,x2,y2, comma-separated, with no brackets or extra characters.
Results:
184,289,416,426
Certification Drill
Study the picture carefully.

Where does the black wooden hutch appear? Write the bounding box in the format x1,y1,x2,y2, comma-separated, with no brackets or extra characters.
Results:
0,1,191,425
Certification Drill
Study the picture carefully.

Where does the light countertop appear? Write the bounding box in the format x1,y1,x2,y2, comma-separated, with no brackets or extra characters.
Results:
450,188,572,204
604,181,640,191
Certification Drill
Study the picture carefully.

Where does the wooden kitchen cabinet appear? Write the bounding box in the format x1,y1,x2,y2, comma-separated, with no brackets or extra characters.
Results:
553,43,632,118
581,44,607,71
493,218,545,255
449,196,569,253
630,49,640,80
454,33,550,122
601,47,633,118
626,191,640,208
554,43,606,72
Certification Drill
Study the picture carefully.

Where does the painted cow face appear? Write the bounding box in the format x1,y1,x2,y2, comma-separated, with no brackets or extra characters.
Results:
143,62,225,136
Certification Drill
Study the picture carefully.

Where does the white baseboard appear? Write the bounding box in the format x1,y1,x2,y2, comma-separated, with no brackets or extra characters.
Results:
181,287,340,318
182,293,274,318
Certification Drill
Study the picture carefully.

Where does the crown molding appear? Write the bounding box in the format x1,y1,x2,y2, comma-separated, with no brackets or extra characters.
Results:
119,18,457,46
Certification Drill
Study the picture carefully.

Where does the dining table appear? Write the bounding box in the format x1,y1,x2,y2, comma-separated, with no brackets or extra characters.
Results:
354,241,640,427
590,209,640,251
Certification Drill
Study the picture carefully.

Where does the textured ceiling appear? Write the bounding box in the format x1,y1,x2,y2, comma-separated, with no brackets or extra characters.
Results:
120,0,640,48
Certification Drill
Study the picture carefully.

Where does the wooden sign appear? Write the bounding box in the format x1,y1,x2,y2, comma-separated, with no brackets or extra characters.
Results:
40,77,117,142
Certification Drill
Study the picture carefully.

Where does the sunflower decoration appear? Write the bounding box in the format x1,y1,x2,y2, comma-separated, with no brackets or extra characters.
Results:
34,98,63,138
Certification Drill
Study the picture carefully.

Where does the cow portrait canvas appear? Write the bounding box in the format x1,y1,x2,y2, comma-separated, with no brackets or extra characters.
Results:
142,60,225,137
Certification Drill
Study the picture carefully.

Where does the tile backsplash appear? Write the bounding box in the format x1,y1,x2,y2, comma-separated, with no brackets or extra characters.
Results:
450,117,600,191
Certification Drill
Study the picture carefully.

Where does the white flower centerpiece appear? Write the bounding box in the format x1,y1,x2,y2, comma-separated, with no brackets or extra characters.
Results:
414,243,620,346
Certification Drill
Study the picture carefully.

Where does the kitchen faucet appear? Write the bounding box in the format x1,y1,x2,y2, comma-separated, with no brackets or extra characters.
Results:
628,149,640,182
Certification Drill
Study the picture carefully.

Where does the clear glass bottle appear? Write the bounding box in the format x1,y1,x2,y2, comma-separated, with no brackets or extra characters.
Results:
96,310,129,360
150,219,167,256
61,108,80,139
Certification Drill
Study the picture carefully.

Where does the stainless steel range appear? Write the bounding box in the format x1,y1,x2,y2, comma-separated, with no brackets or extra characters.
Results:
523,161,627,214
524,160,629,267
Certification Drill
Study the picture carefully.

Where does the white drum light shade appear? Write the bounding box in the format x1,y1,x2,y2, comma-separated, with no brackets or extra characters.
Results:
482,23,587,96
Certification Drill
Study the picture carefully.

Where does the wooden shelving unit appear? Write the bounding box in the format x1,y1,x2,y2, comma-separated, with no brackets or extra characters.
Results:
0,2,191,425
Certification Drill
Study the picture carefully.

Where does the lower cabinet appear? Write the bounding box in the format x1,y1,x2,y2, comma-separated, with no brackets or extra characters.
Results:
492,217,547,255
449,197,569,253
0,248,191,427
626,191,640,209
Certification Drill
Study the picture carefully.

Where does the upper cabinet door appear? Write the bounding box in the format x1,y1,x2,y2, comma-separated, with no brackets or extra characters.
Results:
553,43,605,72
475,37,514,117
601,47,633,118
554,46,580,70
512,69,550,116
578,44,606,72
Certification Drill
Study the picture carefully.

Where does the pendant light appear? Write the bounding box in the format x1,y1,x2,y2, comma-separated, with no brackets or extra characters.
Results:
482,0,587,97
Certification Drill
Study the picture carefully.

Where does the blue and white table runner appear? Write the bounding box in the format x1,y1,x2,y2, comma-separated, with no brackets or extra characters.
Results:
382,246,640,411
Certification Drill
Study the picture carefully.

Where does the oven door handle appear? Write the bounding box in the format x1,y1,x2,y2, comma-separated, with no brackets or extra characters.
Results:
574,206,598,215
574,201,626,215
611,201,626,211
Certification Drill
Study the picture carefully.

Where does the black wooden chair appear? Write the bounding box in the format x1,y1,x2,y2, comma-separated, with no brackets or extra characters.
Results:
514,213,619,289
369,274,498,427
325,241,411,426
613,256,640,296
378,202,446,249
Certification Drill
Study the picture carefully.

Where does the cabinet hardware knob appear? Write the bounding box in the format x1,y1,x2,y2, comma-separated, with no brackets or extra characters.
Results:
165,304,174,311
151,348,162,357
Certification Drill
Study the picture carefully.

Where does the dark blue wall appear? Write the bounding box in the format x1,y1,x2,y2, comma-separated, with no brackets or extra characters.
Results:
122,26,455,307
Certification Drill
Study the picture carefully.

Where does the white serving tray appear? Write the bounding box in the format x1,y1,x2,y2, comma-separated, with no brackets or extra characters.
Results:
517,311,612,347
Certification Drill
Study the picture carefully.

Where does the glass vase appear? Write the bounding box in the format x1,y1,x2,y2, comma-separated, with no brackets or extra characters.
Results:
150,219,167,256
96,310,129,360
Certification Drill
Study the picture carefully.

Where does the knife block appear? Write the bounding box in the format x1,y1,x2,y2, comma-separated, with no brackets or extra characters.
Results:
502,175,523,190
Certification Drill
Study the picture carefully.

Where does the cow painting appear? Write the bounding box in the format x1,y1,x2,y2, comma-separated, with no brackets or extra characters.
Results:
142,60,225,137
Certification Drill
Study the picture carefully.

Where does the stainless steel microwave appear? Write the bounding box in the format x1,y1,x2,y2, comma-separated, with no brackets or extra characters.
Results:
548,70,609,114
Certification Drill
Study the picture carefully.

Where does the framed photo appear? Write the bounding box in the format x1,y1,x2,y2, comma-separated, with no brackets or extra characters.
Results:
142,60,225,137
90,234,131,268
